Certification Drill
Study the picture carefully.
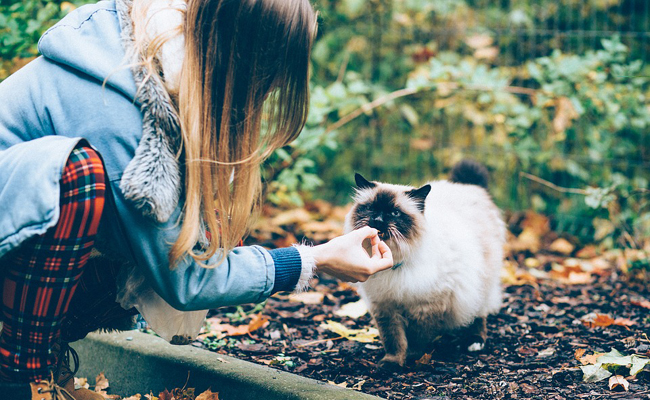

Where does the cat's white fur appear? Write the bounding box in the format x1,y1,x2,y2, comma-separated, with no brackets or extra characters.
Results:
344,179,505,365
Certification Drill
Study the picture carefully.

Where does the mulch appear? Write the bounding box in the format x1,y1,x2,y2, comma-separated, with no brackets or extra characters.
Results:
195,271,650,400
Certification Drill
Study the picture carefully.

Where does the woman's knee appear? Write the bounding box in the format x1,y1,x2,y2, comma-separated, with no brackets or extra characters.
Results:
59,146,107,236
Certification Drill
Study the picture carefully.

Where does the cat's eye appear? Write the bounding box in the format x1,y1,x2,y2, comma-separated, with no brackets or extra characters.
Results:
391,210,401,217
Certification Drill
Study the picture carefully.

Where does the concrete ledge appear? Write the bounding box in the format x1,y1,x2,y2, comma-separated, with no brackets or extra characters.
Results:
74,331,381,400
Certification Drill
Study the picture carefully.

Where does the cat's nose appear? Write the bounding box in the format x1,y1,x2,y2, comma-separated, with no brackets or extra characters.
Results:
372,215,384,223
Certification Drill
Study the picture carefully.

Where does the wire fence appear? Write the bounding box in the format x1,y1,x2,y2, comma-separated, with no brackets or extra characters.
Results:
318,0,650,240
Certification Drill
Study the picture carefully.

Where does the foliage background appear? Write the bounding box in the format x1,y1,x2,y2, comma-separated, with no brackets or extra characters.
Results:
2,0,649,248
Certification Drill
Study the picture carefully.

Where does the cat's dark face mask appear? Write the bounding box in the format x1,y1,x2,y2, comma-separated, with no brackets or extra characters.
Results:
352,173,430,241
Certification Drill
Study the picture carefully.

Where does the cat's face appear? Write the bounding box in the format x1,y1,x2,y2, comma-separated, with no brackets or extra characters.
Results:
348,173,431,254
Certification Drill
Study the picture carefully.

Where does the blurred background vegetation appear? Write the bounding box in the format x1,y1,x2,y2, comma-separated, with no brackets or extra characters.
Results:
2,0,649,250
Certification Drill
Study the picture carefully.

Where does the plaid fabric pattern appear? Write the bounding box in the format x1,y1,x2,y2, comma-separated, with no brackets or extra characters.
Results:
0,146,105,382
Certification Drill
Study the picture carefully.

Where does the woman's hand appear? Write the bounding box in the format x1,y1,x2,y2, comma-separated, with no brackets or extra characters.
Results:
311,226,394,283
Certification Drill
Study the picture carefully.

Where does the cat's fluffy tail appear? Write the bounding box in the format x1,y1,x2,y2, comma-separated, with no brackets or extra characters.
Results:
449,159,489,189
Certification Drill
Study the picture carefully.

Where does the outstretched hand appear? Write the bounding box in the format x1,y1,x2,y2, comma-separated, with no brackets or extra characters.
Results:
311,226,394,283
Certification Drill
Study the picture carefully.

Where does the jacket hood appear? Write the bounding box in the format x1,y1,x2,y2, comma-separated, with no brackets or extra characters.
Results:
39,0,183,224
38,0,137,101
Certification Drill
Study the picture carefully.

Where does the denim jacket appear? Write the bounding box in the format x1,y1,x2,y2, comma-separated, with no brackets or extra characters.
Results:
0,0,312,312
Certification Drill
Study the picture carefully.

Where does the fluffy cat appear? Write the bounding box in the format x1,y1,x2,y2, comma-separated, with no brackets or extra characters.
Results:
344,160,505,369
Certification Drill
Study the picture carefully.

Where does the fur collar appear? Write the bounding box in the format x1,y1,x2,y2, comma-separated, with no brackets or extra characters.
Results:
115,0,182,223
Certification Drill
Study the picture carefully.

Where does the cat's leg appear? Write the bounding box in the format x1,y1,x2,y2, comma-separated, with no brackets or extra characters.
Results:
373,309,408,369
462,316,487,352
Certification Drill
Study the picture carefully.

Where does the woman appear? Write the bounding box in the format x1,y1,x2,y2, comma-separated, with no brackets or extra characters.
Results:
0,0,393,398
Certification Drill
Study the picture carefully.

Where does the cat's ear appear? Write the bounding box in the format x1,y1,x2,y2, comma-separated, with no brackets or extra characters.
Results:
355,173,376,190
406,184,431,212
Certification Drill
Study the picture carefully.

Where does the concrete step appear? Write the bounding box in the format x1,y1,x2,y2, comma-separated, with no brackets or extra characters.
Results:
74,330,381,400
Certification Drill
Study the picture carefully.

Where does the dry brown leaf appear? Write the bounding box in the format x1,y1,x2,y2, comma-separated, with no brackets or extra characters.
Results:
566,272,593,285
334,299,368,319
289,291,325,305
95,372,109,393
196,389,220,400
352,380,366,390
521,211,551,236
613,318,635,328
520,383,537,394
204,314,269,338
553,96,579,134
158,389,172,400
608,375,630,391
514,228,542,253
582,313,615,328
74,377,90,390
465,34,493,49
502,261,539,286
578,352,604,365
574,348,586,360
576,245,599,259
122,395,142,400
415,353,432,366
247,313,270,332
632,299,650,309
549,238,575,255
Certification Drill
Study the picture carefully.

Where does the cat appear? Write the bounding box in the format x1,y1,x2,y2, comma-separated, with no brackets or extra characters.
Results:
344,160,505,369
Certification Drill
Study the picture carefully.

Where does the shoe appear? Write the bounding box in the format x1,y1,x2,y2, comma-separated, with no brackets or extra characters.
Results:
1,378,75,400
52,342,104,400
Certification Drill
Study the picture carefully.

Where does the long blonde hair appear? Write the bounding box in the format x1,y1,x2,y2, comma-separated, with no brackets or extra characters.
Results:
132,0,317,267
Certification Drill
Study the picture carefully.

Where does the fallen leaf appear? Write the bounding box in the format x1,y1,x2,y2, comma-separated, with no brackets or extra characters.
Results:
320,320,379,343
465,34,493,49
74,377,90,390
247,313,270,332
579,352,604,365
123,396,142,400
327,381,348,388
415,353,432,366
608,375,629,391
289,291,325,305
631,299,650,309
501,260,539,286
574,348,586,360
204,314,269,338
582,313,615,328
95,372,109,393
520,383,537,393
580,348,650,382
158,390,172,400
613,318,635,328
549,238,575,255
334,299,368,319
196,388,220,400
352,380,366,390
581,363,613,382
537,347,556,358
553,96,579,134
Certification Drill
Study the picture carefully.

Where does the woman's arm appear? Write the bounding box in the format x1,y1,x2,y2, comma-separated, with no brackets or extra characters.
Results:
107,181,393,312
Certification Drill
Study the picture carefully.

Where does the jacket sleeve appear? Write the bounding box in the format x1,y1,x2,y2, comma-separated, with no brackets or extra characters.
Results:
106,180,314,312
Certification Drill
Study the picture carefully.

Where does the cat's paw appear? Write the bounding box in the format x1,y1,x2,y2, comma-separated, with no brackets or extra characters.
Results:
378,354,405,370
467,341,484,352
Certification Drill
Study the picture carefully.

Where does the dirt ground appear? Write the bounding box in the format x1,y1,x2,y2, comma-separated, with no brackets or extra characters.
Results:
194,271,649,399
187,205,650,399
